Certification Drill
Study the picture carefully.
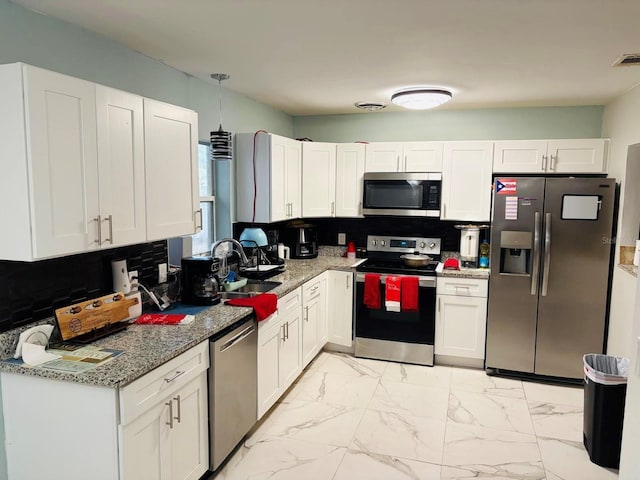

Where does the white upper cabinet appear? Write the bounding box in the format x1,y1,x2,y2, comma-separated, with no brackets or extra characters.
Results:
236,132,302,223
335,143,366,217
365,142,443,172
302,142,336,217
0,63,99,261
96,85,146,247
493,139,607,174
441,141,493,222
0,63,199,261
144,98,199,241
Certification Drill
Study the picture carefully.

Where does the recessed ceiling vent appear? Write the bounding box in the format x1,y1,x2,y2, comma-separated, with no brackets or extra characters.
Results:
354,101,386,112
613,54,640,67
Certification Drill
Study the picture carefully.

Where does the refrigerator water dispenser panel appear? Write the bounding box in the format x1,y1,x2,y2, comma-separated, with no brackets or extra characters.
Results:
499,231,532,275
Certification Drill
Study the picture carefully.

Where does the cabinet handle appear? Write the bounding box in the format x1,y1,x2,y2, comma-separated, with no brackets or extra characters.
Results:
397,155,400,172
331,201,335,216
346,275,351,289
195,209,203,231
94,215,102,245
174,395,181,423
358,202,362,216
305,305,309,322
438,297,441,312
166,400,174,429
285,321,289,340
281,324,286,342
104,215,113,244
541,155,547,171
164,370,185,383
550,154,556,170
442,203,446,217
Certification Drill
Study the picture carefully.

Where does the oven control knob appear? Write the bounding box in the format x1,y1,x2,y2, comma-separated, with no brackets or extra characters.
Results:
429,242,436,249
420,242,426,248
372,240,377,246
381,240,386,246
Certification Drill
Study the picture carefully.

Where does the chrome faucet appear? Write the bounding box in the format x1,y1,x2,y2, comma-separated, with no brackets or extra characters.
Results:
211,238,250,266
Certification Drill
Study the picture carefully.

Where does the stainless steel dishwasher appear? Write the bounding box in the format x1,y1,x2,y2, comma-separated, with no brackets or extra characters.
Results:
209,316,257,471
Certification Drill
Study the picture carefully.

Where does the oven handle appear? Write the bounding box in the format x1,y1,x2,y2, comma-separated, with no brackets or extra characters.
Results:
355,272,436,288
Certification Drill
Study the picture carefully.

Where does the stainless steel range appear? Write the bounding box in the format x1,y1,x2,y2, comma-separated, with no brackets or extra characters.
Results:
355,235,441,366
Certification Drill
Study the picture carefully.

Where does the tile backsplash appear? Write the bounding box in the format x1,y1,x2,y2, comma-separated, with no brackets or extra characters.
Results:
0,241,167,333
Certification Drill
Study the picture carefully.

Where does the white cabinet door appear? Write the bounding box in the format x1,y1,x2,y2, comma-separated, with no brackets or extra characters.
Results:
96,85,146,247
302,277,325,367
547,139,607,173
435,294,487,360
493,140,547,173
302,142,336,217
25,65,100,258
403,142,444,172
317,273,329,347
365,142,403,172
270,135,288,222
144,98,199,240
285,137,303,219
167,375,209,480
279,288,303,390
335,143,365,217
257,313,282,419
441,142,493,221
327,270,354,347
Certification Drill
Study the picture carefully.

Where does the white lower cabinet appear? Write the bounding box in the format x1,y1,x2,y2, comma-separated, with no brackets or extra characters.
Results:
435,277,488,364
0,341,209,480
258,287,303,419
327,270,354,347
302,273,327,367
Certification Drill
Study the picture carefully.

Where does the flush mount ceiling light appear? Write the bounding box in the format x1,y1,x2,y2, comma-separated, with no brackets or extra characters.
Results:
354,101,387,112
391,89,453,110
210,73,232,161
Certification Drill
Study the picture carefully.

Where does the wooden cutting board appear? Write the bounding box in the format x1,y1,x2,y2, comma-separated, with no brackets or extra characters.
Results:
55,292,140,341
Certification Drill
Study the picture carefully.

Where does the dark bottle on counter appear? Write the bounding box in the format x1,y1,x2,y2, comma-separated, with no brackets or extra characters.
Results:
479,240,490,268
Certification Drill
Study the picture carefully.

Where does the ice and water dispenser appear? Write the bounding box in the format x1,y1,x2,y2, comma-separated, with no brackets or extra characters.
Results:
498,231,532,275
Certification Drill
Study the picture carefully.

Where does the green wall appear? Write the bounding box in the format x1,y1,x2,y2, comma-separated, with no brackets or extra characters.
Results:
293,106,604,142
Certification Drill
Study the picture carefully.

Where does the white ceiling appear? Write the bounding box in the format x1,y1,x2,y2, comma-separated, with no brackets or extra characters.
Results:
12,0,640,116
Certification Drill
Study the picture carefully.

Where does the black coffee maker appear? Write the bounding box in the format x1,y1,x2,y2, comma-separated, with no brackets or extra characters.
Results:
283,223,318,259
181,256,221,305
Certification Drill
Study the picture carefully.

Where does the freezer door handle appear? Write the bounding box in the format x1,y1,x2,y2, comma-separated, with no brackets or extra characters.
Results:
531,211,541,295
541,212,552,296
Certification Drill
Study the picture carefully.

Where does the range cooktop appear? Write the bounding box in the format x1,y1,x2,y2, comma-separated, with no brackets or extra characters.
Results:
355,235,442,276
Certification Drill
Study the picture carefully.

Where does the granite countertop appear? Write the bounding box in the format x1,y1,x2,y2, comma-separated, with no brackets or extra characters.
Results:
0,256,358,389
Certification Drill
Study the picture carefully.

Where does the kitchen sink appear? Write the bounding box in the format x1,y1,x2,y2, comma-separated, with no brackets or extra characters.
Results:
219,280,281,299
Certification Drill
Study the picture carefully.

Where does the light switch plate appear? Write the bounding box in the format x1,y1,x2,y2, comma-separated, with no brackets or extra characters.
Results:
338,233,346,245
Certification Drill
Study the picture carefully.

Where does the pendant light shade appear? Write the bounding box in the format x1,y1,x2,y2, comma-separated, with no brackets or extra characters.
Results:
210,73,232,160
391,89,453,110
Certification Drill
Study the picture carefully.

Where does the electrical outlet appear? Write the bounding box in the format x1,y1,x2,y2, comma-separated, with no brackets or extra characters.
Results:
338,233,346,245
158,263,168,284
128,271,139,292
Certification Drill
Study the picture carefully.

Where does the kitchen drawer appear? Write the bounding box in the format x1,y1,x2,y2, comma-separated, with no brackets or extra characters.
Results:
437,277,488,298
119,340,209,425
279,286,302,316
303,277,322,302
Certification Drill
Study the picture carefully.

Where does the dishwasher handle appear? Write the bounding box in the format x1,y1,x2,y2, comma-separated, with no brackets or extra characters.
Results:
219,323,256,353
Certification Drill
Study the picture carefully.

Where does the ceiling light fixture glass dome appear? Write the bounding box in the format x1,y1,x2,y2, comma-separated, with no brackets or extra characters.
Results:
391,89,453,110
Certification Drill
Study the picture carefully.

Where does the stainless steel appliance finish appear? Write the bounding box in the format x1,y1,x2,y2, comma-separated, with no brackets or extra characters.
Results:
486,177,616,380
355,235,440,366
210,317,258,471
362,172,441,217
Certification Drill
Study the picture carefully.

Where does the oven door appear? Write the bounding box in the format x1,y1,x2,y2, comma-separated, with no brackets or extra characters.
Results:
354,273,436,365
362,172,441,217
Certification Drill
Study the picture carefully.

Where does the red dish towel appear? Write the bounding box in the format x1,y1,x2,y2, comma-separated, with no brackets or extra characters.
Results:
363,274,381,309
401,276,419,312
385,275,401,312
226,293,278,321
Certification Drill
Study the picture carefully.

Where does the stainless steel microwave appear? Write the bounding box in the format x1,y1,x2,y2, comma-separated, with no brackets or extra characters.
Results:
362,172,441,217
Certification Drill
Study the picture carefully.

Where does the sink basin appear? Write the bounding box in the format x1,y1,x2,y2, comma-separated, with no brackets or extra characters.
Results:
219,280,281,300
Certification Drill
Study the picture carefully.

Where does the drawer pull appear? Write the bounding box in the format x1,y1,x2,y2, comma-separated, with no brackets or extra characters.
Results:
164,370,185,383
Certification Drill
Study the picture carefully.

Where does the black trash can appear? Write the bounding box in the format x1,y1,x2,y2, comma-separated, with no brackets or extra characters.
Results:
583,354,629,469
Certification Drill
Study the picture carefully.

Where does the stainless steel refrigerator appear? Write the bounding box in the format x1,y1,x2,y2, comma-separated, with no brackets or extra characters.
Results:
486,177,616,380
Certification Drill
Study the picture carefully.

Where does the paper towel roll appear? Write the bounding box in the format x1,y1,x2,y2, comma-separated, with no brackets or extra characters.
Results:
633,240,640,267
22,342,61,366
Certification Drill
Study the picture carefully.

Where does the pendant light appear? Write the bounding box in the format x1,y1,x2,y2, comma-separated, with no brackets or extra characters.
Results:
210,73,232,160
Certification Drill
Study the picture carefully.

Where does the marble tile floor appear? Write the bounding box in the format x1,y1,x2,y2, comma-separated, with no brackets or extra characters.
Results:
214,352,619,480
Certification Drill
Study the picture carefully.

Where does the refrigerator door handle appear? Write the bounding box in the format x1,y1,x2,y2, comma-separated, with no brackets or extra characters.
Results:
541,212,552,296
531,211,542,295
